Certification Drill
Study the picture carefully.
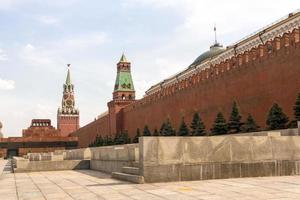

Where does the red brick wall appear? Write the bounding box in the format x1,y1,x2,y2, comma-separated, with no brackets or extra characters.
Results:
122,31,300,137
71,114,109,147
72,29,300,147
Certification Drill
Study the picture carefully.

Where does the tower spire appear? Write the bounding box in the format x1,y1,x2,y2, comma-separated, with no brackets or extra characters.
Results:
214,24,217,44
119,53,128,63
66,64,72,85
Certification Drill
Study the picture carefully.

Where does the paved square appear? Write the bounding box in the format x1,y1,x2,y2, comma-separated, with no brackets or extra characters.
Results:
2,168,300,200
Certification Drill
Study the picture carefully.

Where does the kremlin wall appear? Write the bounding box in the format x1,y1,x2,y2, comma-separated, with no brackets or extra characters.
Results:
71,11,300,147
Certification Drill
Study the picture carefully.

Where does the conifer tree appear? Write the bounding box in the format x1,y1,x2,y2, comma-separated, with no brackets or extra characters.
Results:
190,112,206,136
95,135,103,146
228,101,243,133
102,136,108,146
178,117,190,136
293,93,300,125
153,128,159,136
161,119,176,136
211,112,228,135
123,131,131,144
114,131,131,145
159,122,166,135
266,103,289,130
143,125,151,136
106,135,114,146
133,128,141,143
243,114,259,132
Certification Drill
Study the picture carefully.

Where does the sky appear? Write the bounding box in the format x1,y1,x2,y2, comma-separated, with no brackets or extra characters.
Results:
0,0,299,137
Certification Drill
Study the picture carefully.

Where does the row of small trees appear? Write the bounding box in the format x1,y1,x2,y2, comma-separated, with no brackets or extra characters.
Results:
89,93,300,147
89,131,131,147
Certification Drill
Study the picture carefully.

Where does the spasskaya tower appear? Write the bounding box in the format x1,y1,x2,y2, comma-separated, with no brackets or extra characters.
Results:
57,64,79,136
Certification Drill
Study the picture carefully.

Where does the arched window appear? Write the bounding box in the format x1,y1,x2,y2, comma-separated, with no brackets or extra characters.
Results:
128,94,132,100
122,94,126,100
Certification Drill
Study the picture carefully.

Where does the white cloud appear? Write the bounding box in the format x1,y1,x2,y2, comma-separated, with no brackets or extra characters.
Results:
36,15,59,25
0,79,15,90
21,43,55,67
0,49,8,61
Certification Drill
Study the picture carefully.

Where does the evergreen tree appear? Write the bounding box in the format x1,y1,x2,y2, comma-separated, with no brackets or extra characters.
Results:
211,112,228,135
114,131,131,145
290,93,300,127
143,125,151,136
294,93,300,121
243,114,259,132
153,128,159,136
133,128,141,143
178,117,190,136
114,133,122,145
106,135,114,146
124,131,131,144
161,119,176,136
159,122,166,135
190,112,206,136
266,103,289,130
102,136,108,146
228,101,243,133
95,135,103,146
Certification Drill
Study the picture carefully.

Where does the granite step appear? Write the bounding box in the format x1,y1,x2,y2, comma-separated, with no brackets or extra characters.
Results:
131,161,139,168
122,166,139,175
112,172,144,184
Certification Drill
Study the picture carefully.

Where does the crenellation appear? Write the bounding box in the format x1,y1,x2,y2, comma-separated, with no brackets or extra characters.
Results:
244,51,249,63
283,32,290,47
251,48,257,61
258,44,264,58
293,28,300,43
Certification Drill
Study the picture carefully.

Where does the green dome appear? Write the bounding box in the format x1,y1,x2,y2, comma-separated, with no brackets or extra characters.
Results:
191,43,225,66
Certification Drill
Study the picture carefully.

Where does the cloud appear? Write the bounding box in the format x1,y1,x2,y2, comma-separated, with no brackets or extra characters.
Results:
0,49,8,61
0,79,15,90
36,15,59,25
21,43,56,67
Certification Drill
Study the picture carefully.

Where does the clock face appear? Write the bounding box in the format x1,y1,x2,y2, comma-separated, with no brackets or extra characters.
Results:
63,94,69,99
66,99,73,106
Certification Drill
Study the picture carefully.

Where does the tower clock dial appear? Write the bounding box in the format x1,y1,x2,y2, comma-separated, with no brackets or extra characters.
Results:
66,99,73,106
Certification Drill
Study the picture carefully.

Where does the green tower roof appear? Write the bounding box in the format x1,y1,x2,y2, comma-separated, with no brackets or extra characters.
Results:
119,53,128,62
114,54,134,92
114,71,135,92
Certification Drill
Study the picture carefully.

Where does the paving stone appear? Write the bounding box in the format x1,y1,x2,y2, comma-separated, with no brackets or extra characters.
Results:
1,167,300,199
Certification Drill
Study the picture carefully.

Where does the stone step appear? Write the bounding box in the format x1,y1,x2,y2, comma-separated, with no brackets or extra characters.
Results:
122,166,139,175
112,172,144,184
131,162,139,168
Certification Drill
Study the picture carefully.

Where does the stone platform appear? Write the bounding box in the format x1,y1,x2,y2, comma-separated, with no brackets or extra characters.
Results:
1,166,300,199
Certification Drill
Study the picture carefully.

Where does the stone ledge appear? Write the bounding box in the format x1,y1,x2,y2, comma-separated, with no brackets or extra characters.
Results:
142,160,300,183
14,160,90,173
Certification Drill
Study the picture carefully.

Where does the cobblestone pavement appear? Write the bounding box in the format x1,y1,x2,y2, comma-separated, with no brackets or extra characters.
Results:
1,166,300,200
